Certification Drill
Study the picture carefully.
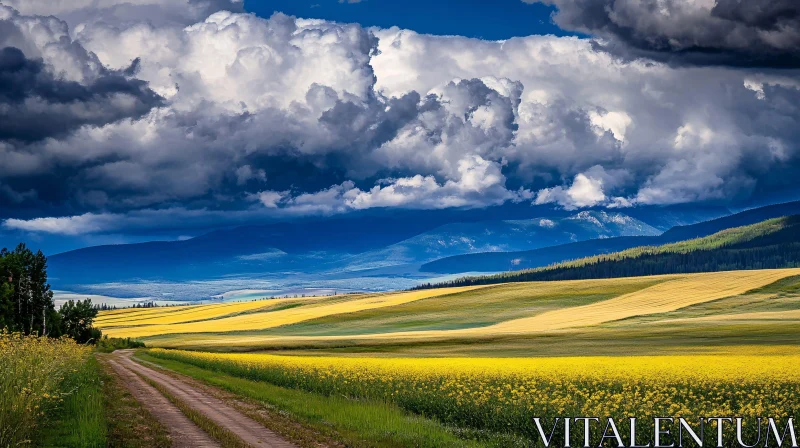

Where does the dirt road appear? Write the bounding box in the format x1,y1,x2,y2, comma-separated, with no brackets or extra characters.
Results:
106,350,296,448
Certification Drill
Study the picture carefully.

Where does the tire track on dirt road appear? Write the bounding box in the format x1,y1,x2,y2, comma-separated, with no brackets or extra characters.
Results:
108,350,296,448
105,355,220,448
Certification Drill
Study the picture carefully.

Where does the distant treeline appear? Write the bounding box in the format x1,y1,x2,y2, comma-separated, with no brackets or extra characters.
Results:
415,216,800,289
94,301,161,311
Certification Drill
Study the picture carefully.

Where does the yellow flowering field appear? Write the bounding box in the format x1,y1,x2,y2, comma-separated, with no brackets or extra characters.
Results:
148,349,800,444
0,332,92,446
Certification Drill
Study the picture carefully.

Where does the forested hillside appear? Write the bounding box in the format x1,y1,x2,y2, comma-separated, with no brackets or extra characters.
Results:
418,216,800,288
422,200,800,274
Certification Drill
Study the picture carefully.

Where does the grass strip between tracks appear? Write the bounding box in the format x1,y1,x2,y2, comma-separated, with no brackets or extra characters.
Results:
136,372,251,448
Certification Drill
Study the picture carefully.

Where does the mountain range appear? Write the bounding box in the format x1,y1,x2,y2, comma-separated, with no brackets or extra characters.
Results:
422,200,800,274
48,202,792,294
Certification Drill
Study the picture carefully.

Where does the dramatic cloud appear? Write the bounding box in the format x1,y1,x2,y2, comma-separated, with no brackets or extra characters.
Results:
525,0,800,67
0,1,799,239
253,156,532,214
371,28,800,206
0,46,162,141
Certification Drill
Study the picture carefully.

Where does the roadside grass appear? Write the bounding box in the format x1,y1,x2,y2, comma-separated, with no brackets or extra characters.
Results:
36,352,174,448
0,333,91,447
37,356,106,448
136,352,524,448
97,357,171,448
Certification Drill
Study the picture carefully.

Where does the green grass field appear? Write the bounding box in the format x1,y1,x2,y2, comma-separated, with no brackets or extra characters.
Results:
121,270,800,357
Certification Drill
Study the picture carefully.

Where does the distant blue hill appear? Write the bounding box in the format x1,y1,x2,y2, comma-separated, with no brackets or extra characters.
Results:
421,200,800,274
47,204,728,286
340,211,662,272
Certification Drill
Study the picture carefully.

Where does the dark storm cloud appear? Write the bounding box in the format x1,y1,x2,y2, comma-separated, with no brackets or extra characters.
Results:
530,0,800,67
2,1,800,242
0,47,163,141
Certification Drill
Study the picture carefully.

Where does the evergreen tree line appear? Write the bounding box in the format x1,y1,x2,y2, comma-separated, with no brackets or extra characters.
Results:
416,216,800,289
0,244,100,343
94,301,161,311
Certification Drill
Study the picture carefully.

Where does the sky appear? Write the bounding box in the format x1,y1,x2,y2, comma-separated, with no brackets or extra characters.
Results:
0,0,799,254
246,0,570,40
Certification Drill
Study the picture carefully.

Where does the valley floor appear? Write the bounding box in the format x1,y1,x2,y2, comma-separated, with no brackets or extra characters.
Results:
95,347,800,448
98,269,800,357
84,268,800,447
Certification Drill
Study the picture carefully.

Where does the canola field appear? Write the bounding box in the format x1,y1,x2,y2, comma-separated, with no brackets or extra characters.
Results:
148,348,800,445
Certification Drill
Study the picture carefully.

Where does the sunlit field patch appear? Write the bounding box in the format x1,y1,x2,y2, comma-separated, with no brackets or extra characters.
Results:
100,286,486,338
485,268,800,334
148,349,800,445
113,270,800,351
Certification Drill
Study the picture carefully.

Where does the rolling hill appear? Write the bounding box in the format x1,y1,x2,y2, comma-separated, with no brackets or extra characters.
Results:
422,200,800,274
422,215,800,287
99,269,800,355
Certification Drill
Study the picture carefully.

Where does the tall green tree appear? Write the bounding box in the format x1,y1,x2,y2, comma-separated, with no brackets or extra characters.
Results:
59,299,100,343
0,244,56,335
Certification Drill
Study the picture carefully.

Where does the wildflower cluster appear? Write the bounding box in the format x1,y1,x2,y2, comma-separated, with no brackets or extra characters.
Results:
0,331,91,446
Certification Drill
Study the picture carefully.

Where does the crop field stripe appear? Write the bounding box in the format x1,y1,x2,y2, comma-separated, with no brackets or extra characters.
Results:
248,276,667,338
97,305,233,325
97,301,264,321
97,305,211,321
97,305,202,319
97,299,309,328
97,295,368,328
169,269,800,346
97,295,351,328
486,268,800,334
102,286,487,338
101,269,800,347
